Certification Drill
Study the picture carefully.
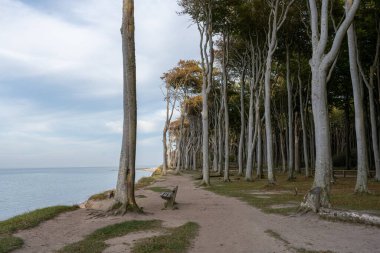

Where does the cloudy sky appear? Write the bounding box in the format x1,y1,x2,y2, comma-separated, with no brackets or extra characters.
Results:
0,0,199,168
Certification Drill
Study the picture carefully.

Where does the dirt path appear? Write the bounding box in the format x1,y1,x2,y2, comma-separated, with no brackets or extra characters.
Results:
14,174,380,253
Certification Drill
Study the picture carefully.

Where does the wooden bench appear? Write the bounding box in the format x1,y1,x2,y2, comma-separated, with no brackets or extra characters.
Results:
160,186,178,209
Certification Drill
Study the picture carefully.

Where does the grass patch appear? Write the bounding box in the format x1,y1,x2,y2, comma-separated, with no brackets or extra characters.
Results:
206,174,304,215
88,190,114,201
132,222,199,253
147,187,171,193
0,206,78,235
203,172,380,215
58,220,199,253
58,220,161,253
0,205,78,253
0,235,23,253
136,177,157,189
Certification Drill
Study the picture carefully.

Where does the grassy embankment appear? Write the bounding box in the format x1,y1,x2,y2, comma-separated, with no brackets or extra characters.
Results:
58,220,199,253
89,167,164,201
0,206,78,253
187,171,380,216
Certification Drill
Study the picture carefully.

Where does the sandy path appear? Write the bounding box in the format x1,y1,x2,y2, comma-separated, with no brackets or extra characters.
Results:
14,174,380,253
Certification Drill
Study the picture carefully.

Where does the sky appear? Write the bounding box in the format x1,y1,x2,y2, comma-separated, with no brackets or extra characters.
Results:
0,0,199,168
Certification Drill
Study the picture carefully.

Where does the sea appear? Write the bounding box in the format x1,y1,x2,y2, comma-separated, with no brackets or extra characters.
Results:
0,166,154,221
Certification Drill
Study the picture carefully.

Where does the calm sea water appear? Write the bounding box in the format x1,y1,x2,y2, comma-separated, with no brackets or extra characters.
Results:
0,167,154,221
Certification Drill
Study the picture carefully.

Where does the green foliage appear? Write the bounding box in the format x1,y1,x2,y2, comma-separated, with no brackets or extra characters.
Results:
132,222,199,253
58,220,162,253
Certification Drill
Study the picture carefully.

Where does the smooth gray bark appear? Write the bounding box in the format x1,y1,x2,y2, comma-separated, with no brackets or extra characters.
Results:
198,5,214,185
301,0,361,212
264,0,294,183
298,58,310,177
238,68,246,176
346,1,368,192
222,33,230,182
286,45,294,180
357,21,380,181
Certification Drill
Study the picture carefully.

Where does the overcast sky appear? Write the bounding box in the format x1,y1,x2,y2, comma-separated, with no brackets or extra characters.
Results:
0,0,199,168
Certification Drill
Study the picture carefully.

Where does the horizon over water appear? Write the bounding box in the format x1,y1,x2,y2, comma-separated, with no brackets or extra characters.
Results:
0,166,155,221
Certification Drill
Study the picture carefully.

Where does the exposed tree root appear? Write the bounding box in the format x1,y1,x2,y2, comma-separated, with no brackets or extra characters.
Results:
299,187,331,213
109,201,143,215
318,208,380,227
199,180,210,187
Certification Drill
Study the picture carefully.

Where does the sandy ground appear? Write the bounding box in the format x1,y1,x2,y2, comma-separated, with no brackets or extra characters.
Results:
13,174,380,253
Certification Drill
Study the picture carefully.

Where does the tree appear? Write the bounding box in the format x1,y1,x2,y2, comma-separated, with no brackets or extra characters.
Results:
161,60,203,175
114,0,140,213
346,0,368,193
263,0,295,183
301,0,361,212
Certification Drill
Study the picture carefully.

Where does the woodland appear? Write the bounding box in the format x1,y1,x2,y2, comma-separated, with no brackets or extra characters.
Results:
156,0,380,213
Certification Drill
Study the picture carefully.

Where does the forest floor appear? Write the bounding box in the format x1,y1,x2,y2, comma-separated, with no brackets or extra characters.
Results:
11,173,380,253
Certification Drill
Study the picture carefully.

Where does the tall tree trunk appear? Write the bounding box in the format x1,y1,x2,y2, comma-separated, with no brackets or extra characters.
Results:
263,0,294,183
198,4,214,186
238,69,246,176
301,0,360,212
346,1,368,193
257,117,263,179
298,58,310,177
115,0,139,212
264,50,275,183
163,127,168,174
175,114,185,174
357,21,380,181
222,33,230,182
245,80,255,181
218,98,224,175
280,129,286,173
286,45,294,180
344,91,351,170
295,114,300,174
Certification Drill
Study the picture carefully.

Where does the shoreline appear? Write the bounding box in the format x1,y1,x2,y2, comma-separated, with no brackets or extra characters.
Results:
0,166,160,221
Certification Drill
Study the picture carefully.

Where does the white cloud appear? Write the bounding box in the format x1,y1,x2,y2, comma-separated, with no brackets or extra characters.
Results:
0,0,200,168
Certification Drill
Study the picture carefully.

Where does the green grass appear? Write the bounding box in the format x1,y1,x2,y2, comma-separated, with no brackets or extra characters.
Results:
136,177,157,188
58,220,199,253
132,222,199,253
148,187,172,193
58,220,161,253
0,205,78,253
199,172,380,215
0,236,23,253
88,190,114,201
